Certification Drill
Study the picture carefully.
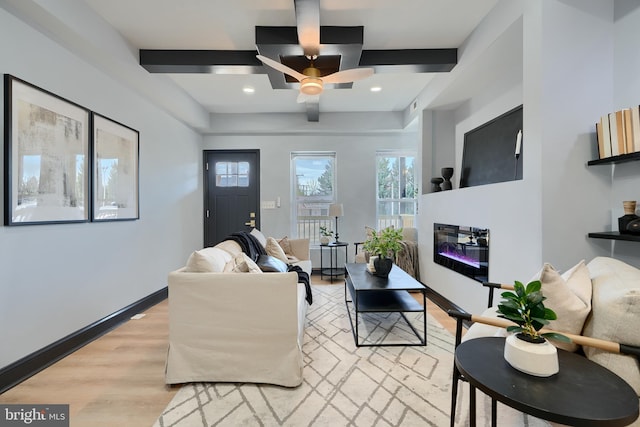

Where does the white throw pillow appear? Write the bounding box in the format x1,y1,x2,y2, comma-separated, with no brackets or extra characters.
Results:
266,237,289,264
583,257,640,396
185,248,227,272
231,253,262,274
250,228,267,247
530,260,592,352
214,240,242,258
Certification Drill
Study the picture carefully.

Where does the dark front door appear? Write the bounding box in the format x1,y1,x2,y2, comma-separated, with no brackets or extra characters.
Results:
203,150,260,247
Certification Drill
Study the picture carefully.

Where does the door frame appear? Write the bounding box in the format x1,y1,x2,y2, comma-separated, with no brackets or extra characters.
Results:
203,149,260,247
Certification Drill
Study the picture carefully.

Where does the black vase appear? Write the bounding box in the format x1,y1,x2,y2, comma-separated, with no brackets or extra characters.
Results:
619,201,639,235
373,257,393,278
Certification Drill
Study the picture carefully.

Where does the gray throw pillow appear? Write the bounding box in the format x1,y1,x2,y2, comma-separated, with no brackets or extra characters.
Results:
256,254,288,273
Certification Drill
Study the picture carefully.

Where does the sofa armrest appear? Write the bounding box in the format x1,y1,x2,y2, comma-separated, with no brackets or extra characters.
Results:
287,238,310,261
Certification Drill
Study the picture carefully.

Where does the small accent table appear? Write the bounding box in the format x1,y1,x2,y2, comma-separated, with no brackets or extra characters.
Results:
319,241,348,283
454,337,639,427
344,263,426,347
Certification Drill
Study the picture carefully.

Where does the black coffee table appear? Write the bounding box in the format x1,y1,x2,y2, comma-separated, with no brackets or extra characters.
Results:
344,263,426,347
454,337,639,427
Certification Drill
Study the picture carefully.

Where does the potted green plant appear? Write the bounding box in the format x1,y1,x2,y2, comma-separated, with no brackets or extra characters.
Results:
362,227,403,277
319,226,333,245
497,280,570,377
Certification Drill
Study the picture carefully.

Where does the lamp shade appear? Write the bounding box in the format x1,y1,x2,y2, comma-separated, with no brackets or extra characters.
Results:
328,203,344,217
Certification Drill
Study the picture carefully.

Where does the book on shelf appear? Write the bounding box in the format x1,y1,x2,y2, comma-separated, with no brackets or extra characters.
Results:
616,109,628,155
597,115,612,158
609,112,621,156
632,105,640,153
623,108,634,154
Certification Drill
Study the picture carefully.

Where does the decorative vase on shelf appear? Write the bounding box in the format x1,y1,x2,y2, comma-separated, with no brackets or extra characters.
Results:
441,167,454,191
320,236,330,245
430,177,443,192
373,256,393,278
618,201,639,235
503,333,559,377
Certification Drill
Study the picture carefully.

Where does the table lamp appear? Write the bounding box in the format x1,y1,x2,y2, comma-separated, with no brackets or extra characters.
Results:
328,203,344,243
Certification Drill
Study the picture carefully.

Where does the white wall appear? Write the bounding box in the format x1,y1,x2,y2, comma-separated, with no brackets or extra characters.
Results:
203,131,420,266
0,7,202,368
419,0,640,315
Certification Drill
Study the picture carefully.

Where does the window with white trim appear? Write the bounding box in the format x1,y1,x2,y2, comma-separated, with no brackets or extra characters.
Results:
291,152,336,244
376,152,418,230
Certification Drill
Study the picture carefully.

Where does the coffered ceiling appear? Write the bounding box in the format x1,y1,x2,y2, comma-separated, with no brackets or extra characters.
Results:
81,0,499,122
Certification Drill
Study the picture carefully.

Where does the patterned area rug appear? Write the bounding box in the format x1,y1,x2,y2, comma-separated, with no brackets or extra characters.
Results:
154,284,547,427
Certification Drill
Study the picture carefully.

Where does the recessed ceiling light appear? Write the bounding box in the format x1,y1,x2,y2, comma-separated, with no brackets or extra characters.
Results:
243,86,255,94
370,86,382,92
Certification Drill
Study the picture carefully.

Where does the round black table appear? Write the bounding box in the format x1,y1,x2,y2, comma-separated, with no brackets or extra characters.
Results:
454,337,639,427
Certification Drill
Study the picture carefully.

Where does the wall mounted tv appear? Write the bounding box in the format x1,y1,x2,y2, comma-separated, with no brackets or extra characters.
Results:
434,223,489,282
459,105,523,188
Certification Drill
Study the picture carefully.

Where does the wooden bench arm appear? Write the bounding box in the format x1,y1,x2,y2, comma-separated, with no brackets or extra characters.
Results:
447,309,640,359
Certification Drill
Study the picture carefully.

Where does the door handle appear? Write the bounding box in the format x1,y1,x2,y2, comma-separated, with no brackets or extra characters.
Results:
245,219,256,227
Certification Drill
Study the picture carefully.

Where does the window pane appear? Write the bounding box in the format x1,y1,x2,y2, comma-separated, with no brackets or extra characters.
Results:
292,153,336,243
376,152,417,230
215,161,248,187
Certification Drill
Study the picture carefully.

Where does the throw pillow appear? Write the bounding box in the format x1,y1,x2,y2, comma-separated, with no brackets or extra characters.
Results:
278,236,292,254
530,260,592,352
266,237,289,264
256,254,288,272
231,253,262,274
185,249,226,272
582,257,640,396
250,228,267,247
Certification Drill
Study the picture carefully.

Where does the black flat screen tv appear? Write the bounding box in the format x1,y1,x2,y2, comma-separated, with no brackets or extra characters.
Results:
460,105,523,188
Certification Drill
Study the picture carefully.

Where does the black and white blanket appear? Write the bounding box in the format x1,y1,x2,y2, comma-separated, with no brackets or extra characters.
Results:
224,231,312,305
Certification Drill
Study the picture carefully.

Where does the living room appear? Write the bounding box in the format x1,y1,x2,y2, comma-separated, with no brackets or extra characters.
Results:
1,0,639,425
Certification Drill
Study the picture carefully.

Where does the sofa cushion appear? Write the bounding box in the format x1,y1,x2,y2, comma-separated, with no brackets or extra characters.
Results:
256,254,288,273
185,248,228,272
250,228,267,247
583,257,640,396
266,237,289,264
231,253,263,274
532,260,592,352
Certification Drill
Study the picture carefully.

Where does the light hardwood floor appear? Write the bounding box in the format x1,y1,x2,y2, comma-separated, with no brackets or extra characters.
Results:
0,276,458,427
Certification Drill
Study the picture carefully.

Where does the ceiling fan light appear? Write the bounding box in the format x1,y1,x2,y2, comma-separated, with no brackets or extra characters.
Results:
300,77,323,95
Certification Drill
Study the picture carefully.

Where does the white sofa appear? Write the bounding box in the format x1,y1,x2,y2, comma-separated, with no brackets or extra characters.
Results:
462,256,640,423
164,231,311,387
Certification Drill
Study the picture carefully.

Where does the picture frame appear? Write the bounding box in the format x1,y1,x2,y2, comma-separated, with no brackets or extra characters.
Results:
4,74,90,225
91,113,139,221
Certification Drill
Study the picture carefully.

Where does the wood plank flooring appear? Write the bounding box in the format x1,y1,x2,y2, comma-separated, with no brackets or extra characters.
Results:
0,275,458,427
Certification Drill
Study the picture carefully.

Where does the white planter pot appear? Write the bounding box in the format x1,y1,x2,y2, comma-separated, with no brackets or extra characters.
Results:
320,236,330,245
503,333,559,377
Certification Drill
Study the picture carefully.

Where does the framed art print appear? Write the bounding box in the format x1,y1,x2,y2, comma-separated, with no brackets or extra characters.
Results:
91,113,139,221
4,75,90,225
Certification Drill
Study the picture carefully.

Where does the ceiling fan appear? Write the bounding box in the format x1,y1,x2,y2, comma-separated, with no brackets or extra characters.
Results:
256,54,374,102
255,0,374,103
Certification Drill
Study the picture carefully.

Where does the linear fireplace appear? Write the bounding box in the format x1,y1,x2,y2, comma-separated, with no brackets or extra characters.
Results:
434,223,489,282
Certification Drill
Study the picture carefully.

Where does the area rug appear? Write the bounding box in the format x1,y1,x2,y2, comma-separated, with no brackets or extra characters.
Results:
154,284,548,427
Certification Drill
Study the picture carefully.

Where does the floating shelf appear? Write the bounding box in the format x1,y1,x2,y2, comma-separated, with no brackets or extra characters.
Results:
588,232,640,242
587,152,640,166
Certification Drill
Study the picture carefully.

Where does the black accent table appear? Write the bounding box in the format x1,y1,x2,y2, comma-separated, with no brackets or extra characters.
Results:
344,263,426,347
320,241,348,283
454,337,639,427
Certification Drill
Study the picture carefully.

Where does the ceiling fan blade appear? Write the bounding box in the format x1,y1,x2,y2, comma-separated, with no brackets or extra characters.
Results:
294,0,320,57
322,68,375,84
256,55,306,82
297,92,320,104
